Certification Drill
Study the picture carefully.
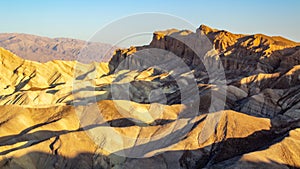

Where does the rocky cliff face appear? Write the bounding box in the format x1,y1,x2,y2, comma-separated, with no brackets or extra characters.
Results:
0,25,300,169
109,25,300,118
110,25,300,76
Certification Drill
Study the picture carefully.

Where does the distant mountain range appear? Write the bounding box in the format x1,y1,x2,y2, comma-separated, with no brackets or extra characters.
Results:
0,33,117,62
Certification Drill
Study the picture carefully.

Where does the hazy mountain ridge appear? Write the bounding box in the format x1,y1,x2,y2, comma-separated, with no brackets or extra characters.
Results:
0,25,300,169
0,33,116,63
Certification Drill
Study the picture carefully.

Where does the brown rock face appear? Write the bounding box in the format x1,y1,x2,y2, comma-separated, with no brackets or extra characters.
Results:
1,25,300,169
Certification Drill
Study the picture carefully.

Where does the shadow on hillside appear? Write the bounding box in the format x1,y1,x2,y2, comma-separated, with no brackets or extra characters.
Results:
70,78,185,106
0,117,177,155
0,113,299,168
0,140,299,169
0,151,299,169
110,123,292,168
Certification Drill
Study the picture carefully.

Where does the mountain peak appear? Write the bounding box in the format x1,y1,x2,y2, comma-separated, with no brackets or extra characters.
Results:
198,24,218,34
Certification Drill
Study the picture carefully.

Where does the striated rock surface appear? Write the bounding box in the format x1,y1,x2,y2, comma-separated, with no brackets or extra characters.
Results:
0,25,300,169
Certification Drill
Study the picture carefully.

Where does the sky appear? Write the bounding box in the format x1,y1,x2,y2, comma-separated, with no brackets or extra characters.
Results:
1,0,300,46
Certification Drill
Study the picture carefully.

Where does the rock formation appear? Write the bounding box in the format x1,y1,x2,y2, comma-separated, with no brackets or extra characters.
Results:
0,25,299,169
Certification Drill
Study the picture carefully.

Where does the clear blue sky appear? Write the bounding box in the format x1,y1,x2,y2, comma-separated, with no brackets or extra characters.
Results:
1,0,300,45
